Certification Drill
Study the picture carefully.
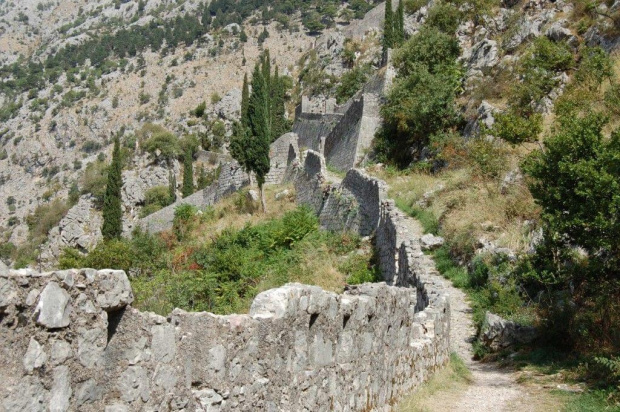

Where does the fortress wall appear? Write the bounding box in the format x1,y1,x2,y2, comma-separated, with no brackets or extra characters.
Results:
0,152,451,412
292,112,343,153
264,132,300,185
139,161,249,233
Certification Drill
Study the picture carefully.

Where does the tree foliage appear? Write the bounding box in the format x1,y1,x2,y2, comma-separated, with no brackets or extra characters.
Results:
102,137,123,240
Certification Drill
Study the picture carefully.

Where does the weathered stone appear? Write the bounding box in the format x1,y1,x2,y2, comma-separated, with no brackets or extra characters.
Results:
118,366,150,403
246,190,259,203
421,234,445,251
0,259,8,274
35,282,72,328
194,388,224,412
78,327,106,368
479,311,538,351
0,277,18,310
76,379,102,406
151,324,176,363
50,366,72,412
95,269,134,311
23,337,48,373
275,189,290,200
51,339,72,365
2,376,46,412
26,288,40,306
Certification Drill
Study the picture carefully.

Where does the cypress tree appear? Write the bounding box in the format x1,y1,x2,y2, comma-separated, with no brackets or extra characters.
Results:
396,0,405,45
182,148,194,198
382,0,394,65
168,170,177,204
102,137,123,240
241,73,250,128
261,49,272,130
271,66,288,141
247,60,271,212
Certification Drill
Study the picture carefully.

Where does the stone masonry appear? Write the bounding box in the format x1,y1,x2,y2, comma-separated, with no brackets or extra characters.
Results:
0,149,451,411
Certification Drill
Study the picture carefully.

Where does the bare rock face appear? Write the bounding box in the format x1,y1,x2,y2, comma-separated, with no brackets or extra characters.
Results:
35,282,72,329
211,88,242,122
479,311,538,351
468,39,499,74
40,196,103,268
0,259,8,274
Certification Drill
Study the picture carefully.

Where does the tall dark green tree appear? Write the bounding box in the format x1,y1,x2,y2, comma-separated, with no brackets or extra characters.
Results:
261,50,272,130
241,73,250,128
247,60,271,211
270,65,288,140
396,0,405,45
168,170,177,204
182,148,194,198
102,137,123,240
382,0,394,65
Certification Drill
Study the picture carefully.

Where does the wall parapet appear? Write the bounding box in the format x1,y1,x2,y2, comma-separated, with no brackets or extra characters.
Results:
0,155,451,412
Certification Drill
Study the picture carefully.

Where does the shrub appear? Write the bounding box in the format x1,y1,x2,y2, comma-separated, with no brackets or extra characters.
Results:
143,131,180,161
144,186,171,208
490,111,543,144
193,101,206,118
336,64,372,104
173,204,198,241
80,160,108,206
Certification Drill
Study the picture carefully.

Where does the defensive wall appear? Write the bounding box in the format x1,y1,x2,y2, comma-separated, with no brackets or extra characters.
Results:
0,152,451,412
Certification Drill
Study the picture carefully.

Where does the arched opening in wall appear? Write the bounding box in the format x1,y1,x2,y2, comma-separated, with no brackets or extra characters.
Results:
287,144,297,165
107,307,126,344
343,314,351,329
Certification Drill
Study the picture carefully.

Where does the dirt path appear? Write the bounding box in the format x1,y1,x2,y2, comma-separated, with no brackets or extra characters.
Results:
400,215,554,411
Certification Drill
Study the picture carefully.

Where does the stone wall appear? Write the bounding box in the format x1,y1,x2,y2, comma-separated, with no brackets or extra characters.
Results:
0,264,448,412
323,94,381,172
293,111,343,153
139,161,250,233
264,132,300,185
0,150,451,412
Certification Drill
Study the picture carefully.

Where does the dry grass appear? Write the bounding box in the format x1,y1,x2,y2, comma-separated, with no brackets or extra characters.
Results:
189,183,298,243
369,157,540,258
396,353,472,412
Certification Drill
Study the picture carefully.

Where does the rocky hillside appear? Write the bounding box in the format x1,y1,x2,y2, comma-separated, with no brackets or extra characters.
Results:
0,0,383,262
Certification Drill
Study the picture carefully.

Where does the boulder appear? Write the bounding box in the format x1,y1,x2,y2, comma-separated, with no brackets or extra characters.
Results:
35,282,72,329
246,190,259,203
212,89,241,121
421,234,445,251
545,20,577,45
479,311,537,351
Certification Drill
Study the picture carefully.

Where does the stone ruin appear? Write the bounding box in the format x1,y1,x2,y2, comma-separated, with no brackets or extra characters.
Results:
0,151,451,411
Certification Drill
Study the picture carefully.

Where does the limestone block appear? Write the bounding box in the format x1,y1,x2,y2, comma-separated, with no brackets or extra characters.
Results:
35,281,71,328
0,277,17,310
23,337,48,372
50,366,72,412
118,366,150,403
420,234,445,251
95,269,134,311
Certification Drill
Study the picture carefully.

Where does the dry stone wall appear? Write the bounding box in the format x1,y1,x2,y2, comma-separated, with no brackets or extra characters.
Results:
139,161,250,233
0,148,451,412
264,132,300,185
0,263,448,412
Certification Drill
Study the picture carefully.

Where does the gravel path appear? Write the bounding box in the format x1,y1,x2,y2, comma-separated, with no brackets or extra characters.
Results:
402,214,539,411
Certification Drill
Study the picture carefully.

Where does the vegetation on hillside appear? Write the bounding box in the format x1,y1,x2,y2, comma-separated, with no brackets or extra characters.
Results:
61,193,379,315
372,0,620,406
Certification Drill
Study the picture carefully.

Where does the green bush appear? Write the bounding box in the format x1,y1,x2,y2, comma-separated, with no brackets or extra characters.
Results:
335,64,372,104
490,111,543,144
143,131,180,161
393,27,461,76
144,186,171,208
173,204,198,241
80,160,108,206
